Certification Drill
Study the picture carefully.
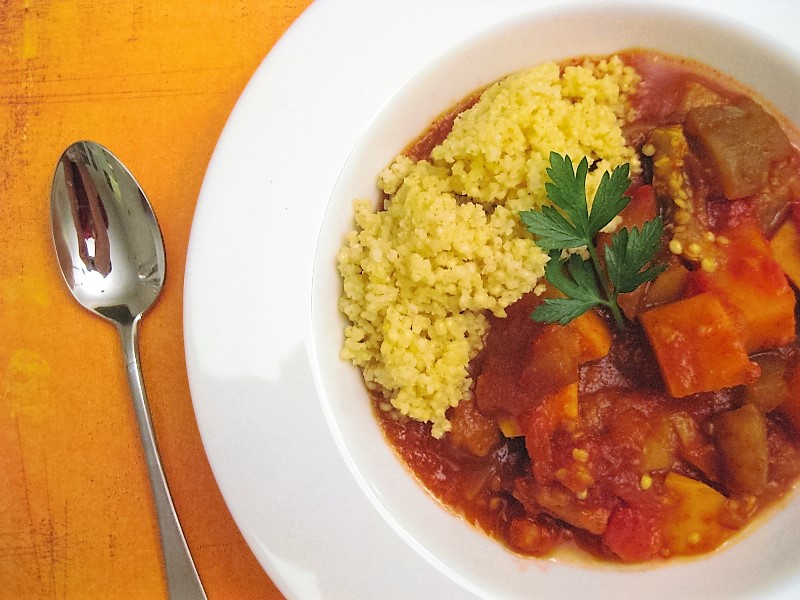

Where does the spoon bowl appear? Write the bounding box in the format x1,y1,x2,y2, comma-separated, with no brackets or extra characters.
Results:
51,141,165,323
50,141,206,599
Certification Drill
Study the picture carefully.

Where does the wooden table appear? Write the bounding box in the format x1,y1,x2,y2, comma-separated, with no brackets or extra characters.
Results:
0,1,313,597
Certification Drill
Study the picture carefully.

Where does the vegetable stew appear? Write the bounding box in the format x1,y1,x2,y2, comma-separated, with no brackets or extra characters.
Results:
373,50,800,563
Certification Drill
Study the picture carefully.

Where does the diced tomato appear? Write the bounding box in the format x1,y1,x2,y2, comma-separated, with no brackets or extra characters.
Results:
603,504,662,562
522,384,579,482
625,184,658,226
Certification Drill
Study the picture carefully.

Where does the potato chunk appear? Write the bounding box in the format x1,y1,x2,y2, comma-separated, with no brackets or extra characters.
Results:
770,217,800,289
661,472,733,555
713,404,769,496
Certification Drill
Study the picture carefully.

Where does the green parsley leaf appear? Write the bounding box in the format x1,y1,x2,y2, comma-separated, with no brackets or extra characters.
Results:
544,153,591,238
532,297,601,326
531,251,603,325
605,217,668,294
519,205,585,250
520,153,665,330
543,251,602,303
587,163,631,234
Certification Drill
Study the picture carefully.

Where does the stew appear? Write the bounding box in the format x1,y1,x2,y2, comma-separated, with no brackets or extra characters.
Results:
373,50,800,563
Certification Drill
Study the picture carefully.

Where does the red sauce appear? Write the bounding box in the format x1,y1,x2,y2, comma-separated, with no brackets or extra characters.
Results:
372,50,800,563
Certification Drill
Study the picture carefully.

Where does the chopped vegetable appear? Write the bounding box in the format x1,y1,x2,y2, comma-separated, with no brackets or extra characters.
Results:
507,517,559,556
519,324,580,396
661,472,733,555
751,156,800,235
685,98,793,199
745,353,789,413
688,219,796,353
712,404,769,496
770,217,800,288
670,412,719,480
572,311,613,363
603,504,661,562
526,482,610,535
640,292,759,397
449,399,501,458
673,80,724,117
641,416,676,471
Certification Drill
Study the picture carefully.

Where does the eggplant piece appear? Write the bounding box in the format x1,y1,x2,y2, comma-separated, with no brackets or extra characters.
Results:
745,353,789,413
685,98,793,200
712,403,769,496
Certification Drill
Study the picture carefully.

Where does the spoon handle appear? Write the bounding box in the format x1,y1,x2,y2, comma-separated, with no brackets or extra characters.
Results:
118,318,208,600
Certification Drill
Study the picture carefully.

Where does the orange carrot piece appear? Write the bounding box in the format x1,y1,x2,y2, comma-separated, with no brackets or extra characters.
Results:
689,220,796,353
640,292,759,397
572,311,612,363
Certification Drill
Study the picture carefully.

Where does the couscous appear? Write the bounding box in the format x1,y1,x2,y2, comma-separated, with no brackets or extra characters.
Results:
338,55,638,437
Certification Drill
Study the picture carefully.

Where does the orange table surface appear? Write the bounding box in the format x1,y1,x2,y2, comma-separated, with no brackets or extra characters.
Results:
0,1,314,598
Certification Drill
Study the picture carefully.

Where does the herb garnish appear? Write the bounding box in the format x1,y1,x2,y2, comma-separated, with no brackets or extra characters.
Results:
520,152,666,330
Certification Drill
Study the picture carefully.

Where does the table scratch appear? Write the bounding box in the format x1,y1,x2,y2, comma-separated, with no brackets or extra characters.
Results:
16,418,43,591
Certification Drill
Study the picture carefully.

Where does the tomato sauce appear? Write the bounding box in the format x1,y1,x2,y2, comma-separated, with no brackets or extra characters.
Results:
373,50,800,563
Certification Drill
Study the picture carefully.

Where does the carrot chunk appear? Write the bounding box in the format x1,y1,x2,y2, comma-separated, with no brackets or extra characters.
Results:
689,220,796,353
640,293,759,397
572,311,612,363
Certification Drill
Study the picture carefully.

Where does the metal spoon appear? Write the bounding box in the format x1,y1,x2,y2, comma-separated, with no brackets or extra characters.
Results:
50,141,207,600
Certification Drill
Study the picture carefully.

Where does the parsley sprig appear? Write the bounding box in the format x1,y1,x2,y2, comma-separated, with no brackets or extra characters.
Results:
520,152,666,330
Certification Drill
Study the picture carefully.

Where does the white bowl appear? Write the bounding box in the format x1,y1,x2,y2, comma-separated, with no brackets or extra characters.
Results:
310,3,800,598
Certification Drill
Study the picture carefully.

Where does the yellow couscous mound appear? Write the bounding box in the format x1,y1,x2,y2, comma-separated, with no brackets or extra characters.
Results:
338,55,640,438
